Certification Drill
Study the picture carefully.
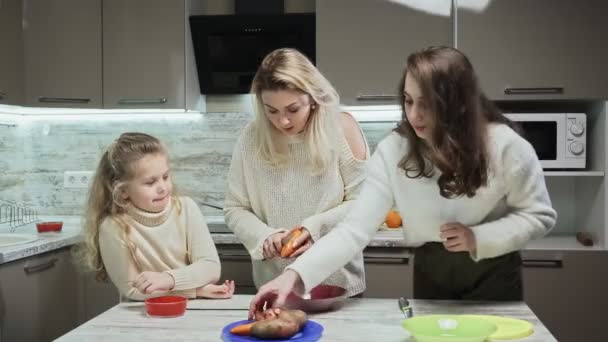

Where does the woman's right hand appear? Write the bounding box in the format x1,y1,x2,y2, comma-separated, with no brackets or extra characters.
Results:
248,269,304,319
263,231,287,260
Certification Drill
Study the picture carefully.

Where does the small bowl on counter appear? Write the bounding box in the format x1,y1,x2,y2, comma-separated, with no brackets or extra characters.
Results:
36,221,63,233
284,285,347,313
144,295,187,318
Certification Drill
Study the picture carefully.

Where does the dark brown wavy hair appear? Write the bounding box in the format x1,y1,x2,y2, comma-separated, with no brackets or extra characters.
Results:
394,46,518,198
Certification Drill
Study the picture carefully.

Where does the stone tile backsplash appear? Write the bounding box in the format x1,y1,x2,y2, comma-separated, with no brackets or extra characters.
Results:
0,111,395,216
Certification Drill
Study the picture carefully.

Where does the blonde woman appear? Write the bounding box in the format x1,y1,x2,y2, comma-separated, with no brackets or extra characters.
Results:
224,48,369,298
76,132,234,301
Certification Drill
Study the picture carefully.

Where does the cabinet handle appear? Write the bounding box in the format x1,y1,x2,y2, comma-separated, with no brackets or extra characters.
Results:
218,252,250,261
363,256,409,264
38,97,91,104
0,90,6,100
504,87,564,95
356,94,398,101
117,97,168,105
522,259,563,268
24,257,58,274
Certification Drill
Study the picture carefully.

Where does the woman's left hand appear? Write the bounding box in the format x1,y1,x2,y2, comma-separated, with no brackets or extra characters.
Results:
439,222,476,253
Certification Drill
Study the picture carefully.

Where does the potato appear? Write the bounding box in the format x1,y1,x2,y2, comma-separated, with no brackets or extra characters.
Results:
278,309,307,327
251,318,299,339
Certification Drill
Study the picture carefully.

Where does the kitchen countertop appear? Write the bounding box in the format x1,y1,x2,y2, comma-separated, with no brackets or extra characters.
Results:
0,216,406,264
56,295,556,341
0,216,82,264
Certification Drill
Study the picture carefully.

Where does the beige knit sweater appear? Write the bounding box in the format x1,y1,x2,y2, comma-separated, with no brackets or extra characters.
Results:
224,121,368,297
99,196,221,300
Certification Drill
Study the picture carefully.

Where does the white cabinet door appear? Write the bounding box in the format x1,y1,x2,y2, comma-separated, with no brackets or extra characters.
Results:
316,0,452,106
0,0,25,105
457,0,608,100
103,0,186,109
22,0,102,108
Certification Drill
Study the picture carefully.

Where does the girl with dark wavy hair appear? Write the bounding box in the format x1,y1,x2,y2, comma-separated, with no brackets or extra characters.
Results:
249,47,556,313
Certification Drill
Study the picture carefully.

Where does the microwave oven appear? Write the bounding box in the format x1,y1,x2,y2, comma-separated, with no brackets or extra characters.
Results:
189,13,315,94
504,113,586,169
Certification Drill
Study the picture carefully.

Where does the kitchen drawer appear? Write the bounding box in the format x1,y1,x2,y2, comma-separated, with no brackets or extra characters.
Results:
362,247,413,298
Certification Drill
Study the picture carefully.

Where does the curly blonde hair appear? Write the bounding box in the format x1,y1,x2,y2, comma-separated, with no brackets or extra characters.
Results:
73,132,179,281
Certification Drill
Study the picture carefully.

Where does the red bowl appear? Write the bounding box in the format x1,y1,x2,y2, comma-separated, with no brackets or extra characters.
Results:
36,221,63,233
285,285,347,313
144,295,187,318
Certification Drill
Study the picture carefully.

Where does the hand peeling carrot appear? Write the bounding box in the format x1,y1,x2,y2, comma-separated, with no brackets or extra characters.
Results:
280,227,303,258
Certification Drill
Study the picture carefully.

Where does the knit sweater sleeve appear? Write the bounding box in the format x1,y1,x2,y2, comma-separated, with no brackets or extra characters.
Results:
287,136,396,293
99,218,149,301
224,129,287,261
470,136,557,261
165,197,221,291
300,134,369,240
99,217,198,300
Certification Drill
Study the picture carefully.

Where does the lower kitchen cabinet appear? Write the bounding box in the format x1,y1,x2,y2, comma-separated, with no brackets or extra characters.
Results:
80,271,120,322
362,247,412,298
0,248,80,342
522,250,608,342
217,245,257,295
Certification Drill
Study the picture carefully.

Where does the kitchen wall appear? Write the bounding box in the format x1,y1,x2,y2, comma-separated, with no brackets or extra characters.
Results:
0,108,394,216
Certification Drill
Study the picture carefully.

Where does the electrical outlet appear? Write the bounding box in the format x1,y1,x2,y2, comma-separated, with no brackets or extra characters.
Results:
64,171,94,189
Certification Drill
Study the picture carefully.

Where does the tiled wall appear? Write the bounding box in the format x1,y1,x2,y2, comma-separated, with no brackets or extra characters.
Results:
0,111,394,216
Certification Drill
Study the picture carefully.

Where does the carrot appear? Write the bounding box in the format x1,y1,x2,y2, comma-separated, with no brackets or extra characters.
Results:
230,322,255,336
280,227,303,258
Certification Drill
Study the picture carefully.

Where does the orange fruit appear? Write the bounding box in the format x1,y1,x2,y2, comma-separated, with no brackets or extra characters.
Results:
385,210,402,228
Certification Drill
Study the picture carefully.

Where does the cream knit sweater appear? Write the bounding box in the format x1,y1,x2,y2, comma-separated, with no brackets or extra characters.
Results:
288,123,557,294
224,121,368,296
99,196,221,300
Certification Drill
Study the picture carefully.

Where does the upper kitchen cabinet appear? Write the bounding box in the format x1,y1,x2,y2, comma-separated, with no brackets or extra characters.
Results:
316,0,452,106
0,0,25,105
22,0,103,108
103,0,186,109
457,0,608,100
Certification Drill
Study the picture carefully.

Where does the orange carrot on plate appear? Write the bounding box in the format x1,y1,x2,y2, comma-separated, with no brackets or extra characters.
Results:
230,322,255,336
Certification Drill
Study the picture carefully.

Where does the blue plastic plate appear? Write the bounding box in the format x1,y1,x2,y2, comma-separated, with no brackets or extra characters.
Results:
222,319,323,342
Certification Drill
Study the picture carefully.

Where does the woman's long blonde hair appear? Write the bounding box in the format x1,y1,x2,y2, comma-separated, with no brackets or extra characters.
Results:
251,48,341,174
74,132,177,281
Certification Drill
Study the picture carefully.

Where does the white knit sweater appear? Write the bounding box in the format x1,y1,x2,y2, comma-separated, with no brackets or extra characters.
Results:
288,123,557,293
224,121,368,296
99,196,221,300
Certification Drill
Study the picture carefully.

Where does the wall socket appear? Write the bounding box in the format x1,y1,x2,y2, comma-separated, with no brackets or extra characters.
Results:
64,171,94,189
